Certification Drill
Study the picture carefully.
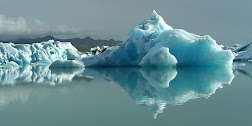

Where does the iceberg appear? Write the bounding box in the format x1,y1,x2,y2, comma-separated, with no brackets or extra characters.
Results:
0,40,81,67
81,10,234,67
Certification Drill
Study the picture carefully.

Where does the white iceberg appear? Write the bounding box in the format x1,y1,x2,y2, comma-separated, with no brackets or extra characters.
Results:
0,40,81,67
81,10,234,67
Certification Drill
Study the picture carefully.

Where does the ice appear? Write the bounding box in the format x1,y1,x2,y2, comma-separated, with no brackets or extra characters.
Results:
222,42,252,61
140,44,178,67
234,42,252,61
81,10,234,67
0,40,81,67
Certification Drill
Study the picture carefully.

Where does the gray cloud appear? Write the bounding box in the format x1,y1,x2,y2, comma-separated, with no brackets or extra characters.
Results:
0,14,78,40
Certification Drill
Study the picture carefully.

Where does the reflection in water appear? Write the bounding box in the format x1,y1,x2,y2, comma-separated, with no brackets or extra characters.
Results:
0,65,84,85
0,66,234,118
82,67,234,118
234,62,252,78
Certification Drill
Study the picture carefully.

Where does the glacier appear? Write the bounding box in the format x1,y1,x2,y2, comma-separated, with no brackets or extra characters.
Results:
0,40,81,67
81,10,234,67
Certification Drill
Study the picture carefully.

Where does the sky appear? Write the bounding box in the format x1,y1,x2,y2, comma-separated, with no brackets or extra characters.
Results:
0,0,252,45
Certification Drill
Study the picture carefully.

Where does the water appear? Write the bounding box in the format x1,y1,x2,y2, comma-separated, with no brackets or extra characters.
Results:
0,63,251,126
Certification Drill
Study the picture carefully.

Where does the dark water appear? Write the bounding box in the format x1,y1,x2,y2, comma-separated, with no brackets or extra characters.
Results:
0,63,251,126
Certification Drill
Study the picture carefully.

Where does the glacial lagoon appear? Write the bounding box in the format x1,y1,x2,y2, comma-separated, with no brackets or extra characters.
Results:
0,63,251,126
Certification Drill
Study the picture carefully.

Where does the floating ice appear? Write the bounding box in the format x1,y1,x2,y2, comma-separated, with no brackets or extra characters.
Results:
0,40,81,67
81,10,234,67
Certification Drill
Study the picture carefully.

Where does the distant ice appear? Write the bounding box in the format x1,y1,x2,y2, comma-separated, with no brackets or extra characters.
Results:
222,42,252,61
234,42,252,61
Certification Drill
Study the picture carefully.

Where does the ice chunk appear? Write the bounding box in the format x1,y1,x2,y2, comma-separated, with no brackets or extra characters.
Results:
49,60,84,68
139,44,177,67
0,40,81,67
82,10,234,67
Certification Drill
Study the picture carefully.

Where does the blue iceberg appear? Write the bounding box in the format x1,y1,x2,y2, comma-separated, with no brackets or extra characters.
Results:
81,10,234,67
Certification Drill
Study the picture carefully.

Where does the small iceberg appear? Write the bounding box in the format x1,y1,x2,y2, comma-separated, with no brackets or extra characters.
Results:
234,42,252,61
80,10,234,67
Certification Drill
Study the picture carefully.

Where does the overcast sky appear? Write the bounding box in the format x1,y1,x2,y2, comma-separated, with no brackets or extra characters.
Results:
0,0,252,45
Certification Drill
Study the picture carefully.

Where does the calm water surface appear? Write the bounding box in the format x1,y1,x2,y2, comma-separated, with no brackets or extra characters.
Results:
0,63,251,126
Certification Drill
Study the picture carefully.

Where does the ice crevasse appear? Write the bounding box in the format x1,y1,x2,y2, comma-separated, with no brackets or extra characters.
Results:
80,10,234,67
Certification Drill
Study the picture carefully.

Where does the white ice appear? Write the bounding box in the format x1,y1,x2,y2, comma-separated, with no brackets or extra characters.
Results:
234,42,252,61
0,40,81,67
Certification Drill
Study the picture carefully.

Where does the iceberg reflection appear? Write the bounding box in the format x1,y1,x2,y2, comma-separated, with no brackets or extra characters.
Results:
0,66,234,118
82,67,234,118
234,62,252,78
0,65,83,85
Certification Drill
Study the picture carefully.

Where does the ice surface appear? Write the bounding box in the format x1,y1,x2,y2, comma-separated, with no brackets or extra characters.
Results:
0,40,81,67
81,10,234,67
